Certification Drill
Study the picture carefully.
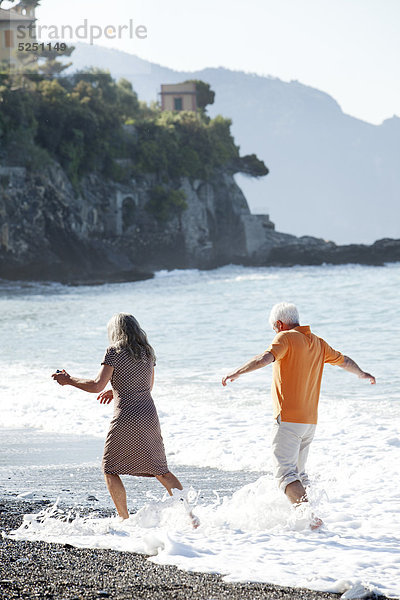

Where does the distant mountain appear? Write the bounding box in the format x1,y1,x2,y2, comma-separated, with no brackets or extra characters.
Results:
66,42,400,244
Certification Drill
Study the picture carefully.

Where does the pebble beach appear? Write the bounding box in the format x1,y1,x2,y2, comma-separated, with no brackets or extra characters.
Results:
1,500,363,600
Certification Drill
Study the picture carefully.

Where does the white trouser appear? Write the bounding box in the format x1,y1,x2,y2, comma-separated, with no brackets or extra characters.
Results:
271,415,317,492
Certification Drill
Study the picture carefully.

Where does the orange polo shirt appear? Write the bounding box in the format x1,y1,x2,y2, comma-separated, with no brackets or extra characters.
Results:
266,325,344,424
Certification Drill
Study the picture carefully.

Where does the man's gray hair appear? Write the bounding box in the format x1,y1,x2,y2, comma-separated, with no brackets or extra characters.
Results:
269,302,300,327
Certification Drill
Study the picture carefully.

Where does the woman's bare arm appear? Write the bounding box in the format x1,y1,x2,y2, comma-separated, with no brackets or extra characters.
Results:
52,364,114,393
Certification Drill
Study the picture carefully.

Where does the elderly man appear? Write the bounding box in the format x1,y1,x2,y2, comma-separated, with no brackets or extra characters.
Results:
222,302,375,515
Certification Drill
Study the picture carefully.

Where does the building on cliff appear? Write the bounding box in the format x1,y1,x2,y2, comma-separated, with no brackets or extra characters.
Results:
0,1,36,70
160,82,197,112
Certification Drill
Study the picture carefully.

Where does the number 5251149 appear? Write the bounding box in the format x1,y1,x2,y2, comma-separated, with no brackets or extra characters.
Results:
18,42,67,52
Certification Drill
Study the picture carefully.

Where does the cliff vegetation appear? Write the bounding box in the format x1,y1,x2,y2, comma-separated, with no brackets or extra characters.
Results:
0,47,267,222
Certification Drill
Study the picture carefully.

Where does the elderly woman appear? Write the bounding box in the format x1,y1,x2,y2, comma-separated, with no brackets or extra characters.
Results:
52,313,197,526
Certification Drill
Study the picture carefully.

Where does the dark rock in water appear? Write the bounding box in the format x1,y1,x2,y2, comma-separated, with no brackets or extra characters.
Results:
262,236,400,267
66,270,154,286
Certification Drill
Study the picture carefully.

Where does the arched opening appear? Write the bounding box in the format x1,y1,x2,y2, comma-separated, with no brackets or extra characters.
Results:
122,196,136,233
87,208,97,227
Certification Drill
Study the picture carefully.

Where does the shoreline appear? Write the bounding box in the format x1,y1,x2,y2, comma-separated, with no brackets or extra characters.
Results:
0,499,352,600
0,255,399,287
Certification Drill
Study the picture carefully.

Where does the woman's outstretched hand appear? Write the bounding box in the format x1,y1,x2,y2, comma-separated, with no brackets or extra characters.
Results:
98,389,113,404
51,369,71,386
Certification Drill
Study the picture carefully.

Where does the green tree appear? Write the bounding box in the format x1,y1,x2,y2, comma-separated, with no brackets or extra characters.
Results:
146,185,187,222
0,51,268,189
35,45,75,78
235,154,269,177
115,78,140,122
59,128,85,187
71,68,118,103
184,79,215,111
0,75,37,146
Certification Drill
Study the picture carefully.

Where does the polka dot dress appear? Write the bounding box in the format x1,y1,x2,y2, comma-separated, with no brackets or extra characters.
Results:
101,346,168,477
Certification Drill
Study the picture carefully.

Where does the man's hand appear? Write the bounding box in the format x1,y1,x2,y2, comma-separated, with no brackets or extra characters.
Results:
222,372,240,386
359,371,376,385
97,389,114,404
340,356,376,384
51,369,71,386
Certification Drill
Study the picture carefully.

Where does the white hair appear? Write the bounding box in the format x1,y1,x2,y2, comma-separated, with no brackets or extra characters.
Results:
269,302,300,328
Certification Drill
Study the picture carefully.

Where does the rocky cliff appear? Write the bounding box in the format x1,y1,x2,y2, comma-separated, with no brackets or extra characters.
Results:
0,162,399,283
0,161,274,281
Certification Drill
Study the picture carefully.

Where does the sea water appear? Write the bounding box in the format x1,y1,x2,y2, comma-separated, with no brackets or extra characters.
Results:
1,264,399,598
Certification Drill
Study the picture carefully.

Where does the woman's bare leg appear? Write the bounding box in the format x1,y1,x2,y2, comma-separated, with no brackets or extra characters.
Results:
104,473,129,519
156,472,199,528
155,471,183,496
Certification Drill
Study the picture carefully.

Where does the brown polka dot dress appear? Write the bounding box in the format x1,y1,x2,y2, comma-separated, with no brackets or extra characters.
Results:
101,346,168,477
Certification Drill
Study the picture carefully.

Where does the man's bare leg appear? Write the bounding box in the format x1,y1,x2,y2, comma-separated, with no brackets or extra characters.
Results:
285,480,308,504
285,480,322,530
156,472,199,529
104,473,129,519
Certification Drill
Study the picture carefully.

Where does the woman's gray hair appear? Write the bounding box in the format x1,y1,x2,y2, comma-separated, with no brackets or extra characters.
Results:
269,302,300,328
107,313,156,362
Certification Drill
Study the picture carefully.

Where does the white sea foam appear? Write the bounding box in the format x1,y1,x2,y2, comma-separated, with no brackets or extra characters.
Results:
7,475,399,598
1,264,400,596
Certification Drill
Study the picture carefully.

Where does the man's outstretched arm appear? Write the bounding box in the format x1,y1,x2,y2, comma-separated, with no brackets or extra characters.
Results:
339,355,376,384
222,351,275,386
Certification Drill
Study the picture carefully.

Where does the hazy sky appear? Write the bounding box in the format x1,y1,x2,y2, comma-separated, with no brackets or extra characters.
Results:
10,0,400,124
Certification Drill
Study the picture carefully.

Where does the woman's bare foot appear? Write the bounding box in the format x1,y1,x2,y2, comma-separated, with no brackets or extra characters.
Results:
169,489,200,529
310,514,323,530
187,508,200,529
117,515,130,523
180,497,200,529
